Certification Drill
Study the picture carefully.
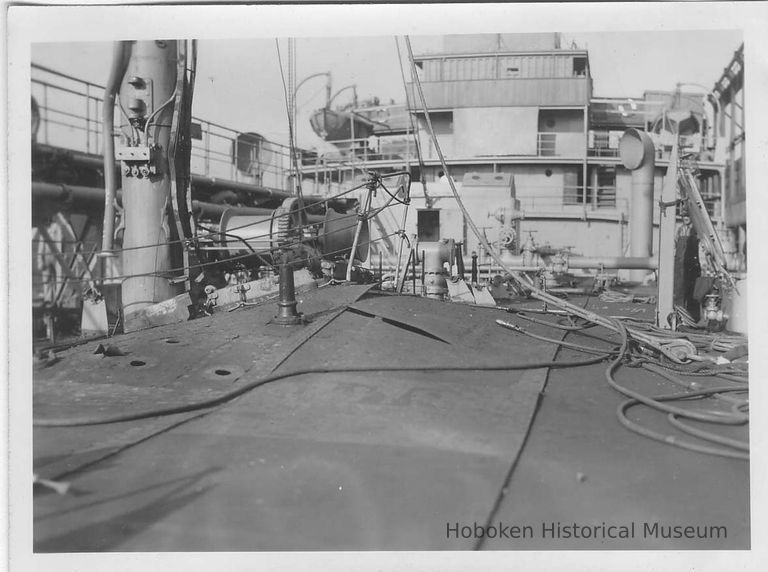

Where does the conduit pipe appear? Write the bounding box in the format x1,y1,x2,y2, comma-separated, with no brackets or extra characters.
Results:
568,256,657,270
102,41,131,252
34,144,351,211
460,255,657,272
619,128,656,282
34,181,116,206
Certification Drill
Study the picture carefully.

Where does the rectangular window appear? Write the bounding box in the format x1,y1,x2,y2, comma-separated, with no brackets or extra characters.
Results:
573,57,588,77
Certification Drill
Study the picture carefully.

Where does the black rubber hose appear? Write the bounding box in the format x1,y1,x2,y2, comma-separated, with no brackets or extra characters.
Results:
605,318,748,426
511,311,597,331
666,413,749,451
34,354,611,427
496,319,618,357
641,363,749,413
617,394,749,461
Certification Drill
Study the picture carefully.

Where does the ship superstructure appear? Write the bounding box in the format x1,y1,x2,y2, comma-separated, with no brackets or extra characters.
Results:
31,34,743,342
310,34,729,271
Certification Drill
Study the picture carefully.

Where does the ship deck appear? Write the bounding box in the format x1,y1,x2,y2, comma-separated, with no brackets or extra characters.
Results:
32,283,749,551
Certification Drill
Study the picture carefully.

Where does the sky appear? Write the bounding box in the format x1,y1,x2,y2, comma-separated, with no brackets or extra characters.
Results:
31,30,743,150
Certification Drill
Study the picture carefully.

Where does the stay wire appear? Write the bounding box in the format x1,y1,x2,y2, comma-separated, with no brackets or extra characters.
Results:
394,36,428,191
40,179,371,257
274,38,305,210
35,182,405,287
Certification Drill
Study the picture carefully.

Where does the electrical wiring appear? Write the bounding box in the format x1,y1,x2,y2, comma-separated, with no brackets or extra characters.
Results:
116,95,140,144
598,289,655,304
509,310,598,332
631,355,748,380
602,316,748,459
36,172,404,286
605,318,747,425
36,38,750,467
622,319,747,352
143,87,179,143
496,319,618,357
641,362,748,395
500,299,749,457
34,229,404,288
501,286,750,458
196,224,272,268
34,351,611,427
40,180,370,257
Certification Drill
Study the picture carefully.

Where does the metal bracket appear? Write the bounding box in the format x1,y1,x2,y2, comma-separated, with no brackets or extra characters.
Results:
117,145,159,178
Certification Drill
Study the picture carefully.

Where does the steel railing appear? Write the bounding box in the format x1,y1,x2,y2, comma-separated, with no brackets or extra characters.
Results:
518,188,625,212
31,63,303,190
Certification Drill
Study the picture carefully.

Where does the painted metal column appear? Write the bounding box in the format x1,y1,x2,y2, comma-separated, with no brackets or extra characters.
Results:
656,139,679,328
119,40,180,328
619,128,656,282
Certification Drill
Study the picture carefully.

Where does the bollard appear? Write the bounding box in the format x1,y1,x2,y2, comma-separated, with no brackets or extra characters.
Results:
273,257,303,325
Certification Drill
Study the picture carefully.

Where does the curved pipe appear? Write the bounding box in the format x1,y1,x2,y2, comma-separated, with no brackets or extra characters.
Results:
327,84,357,109
619,128,656,281
102,41,131,252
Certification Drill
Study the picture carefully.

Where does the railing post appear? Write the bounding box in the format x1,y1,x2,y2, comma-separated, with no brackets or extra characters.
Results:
85,84,90,153
204,122,210,177
43,84,49,144
95,97,100,153
230,131,235,182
